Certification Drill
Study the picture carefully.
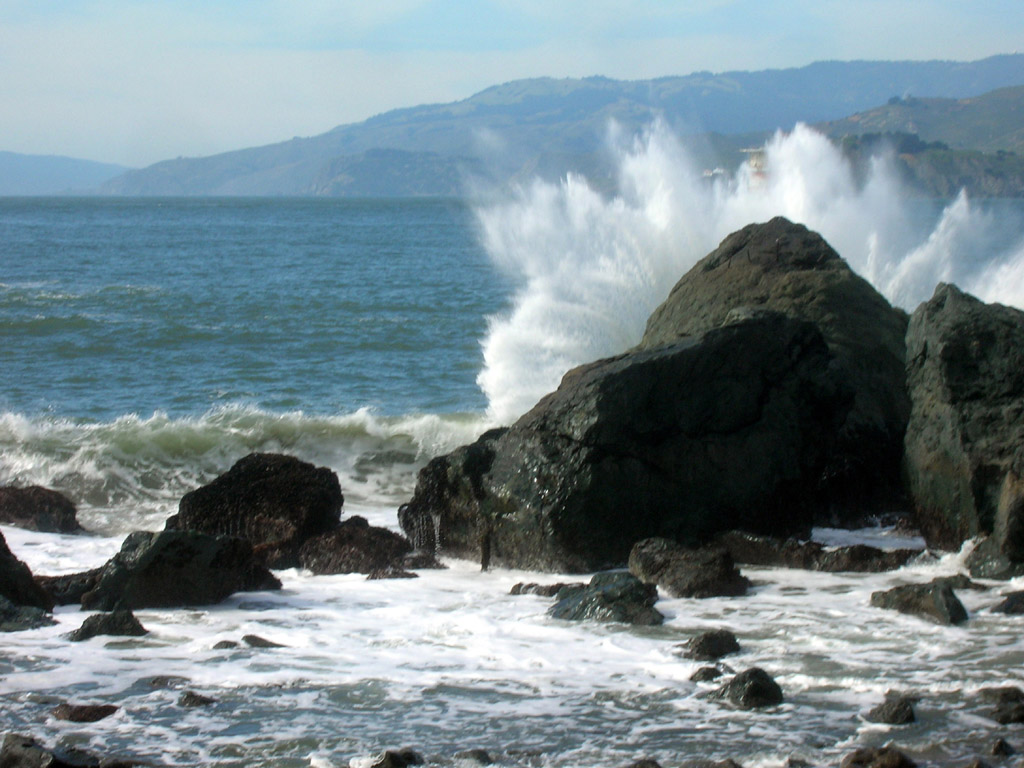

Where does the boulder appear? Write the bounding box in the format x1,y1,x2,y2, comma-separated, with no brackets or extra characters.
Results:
400,311,850,572
869,581,968,625
706,667,784,709
0,486,81,533
35,567,104,606
866,696,916,724
548,572,664,625
298,516,412,575
0,530,53,610
81,530,281,611
51,703,119,723
0,595,56,632
67,610,148,641
681,629,741,661
714,531,918,573
167,453,344,569
628,538,750,598
639,216,911,522
903,284,1024,566
840,747,916,768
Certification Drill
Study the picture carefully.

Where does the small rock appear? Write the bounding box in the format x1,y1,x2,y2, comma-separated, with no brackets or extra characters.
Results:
622,761,663,768
690,666,726,683
992,591,1024,614
0,485,81,532
869,582,968,625
865,696,916,724
682,629,740,661
840,746,916,768
242,634,286,648
179,691,217,708
145,675,189,689
629,538,750,598
52,702,119,722
992,702,1024,724
990,738,1014,757
706,668,783,709
68,610,147,641
366,566,418,580
213,640,239,650
963,760,990,768
680,760,743,768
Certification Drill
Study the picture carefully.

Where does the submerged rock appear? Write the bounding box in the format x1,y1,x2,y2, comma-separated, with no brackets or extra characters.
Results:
903,284,1024,568
681,629,741,661
0,595,56,632
401,311,849,572
629,538,750,598
167,452,344,569
706,668,783,709
81,530,280,611
869,581,968,625
0,485,81,533
67,609,147,641
548,572,664,625
0,530,53,610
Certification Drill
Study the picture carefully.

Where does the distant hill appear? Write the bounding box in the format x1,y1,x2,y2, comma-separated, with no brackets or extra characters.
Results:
99,54,1024,197
0,152,130,195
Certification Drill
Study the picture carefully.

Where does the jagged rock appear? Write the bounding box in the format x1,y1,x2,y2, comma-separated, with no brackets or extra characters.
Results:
706,668,783,709
629,538,750,598
0,595,56,632
639,216,911,523
903,284,1024,567
0,530,53,610
869,581,968,625
36,567,104,606
840,746,916,768
401,311,849,572
167,453,344,569
866,696,916,724
510,582,584,597
67,610,147,641
0,486,81,533
80,530,281,611
179,691,217,708
682,629,741,661
298,516,412,575
715,531,918,573
548,572,664,625
51,702,119,723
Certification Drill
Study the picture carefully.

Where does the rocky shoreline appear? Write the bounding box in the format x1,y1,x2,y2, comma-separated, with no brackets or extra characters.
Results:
3,216,1024,766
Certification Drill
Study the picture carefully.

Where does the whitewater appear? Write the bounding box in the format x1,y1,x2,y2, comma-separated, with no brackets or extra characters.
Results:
2,125,1024,766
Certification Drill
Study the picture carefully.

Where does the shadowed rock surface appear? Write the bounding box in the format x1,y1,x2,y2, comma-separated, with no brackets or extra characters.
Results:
0,530,53,610
706,668,784,709
841,747,916,768
628,538,750,598
870,581,968,625
0,486,81,533
166,453,344,569
682,629,741,661
401,311,849,572
903,284,1024,573
715,531,919,572
36,567,104,606
548,572,664,625
0,595,56,632
298,516,412,575
866,696,917,724
68,609,148,641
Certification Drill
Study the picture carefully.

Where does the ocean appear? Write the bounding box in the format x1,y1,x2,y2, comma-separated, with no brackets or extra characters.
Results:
3,125,1024,767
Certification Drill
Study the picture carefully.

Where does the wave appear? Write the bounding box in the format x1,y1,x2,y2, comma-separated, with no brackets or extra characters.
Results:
474,121,1024,424
0,405,489,535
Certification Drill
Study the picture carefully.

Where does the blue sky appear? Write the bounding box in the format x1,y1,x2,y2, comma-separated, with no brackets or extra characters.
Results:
1,0,1021,167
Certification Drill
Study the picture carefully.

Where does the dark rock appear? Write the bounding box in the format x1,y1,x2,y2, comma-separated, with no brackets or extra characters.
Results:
990,738,1014,757
865,696,916,724
453,749,493,765
400,310,850,573
364,749,424,768
840,747,916,768
366,566,418,580
904,284,1024,564
0,486,81,533
144,676,189,689
682,629,741,661
51,703,119,723
714,530,917,573
36,567,104,606
706,668,784,709
0,595,56,632
510,582,584,597
639,216,911,524
0,733,97,768
548,572,664,625
964,760,990,768
690,666,726,683
622,761,663,768
870,581,968,625
980,686,1024,704
992,702,1024,724
242,634,285,648
67,610,147,641
178,691,217,708
80,530,281,611
167,453,344,569
932,574,987,591
629,538,750,598
992,591,1024,614
298,516,412,575
212,640,239,650
0,530,54,610
680,761,743,768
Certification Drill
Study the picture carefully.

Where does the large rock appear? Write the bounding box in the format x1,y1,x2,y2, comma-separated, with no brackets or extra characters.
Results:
166,453,344,569
298,516,413,575
903,284,1024,565
0,595,56,632
0,486,81,533
0,530,53,610
639,217,910,521
81,530,281,611
628,538,750,598
548,572,664,625
400,312,850,572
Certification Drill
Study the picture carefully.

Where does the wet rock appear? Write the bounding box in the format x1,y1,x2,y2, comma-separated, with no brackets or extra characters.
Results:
352,748,424,768
639,216,911,524
681,629,741,661
992,591,1024,614
840,746,916,768
179,691,217,708
212,640,239,650
402,550,445,570
904,284,1024,567
51,703,119,723
0,530,54,610
0,733,107,768
298,516,413,575
0,595,56,632
992,702,1024,724
990,738,1014,757
36,567,104,606
964,760,990,768
453,749,493,765
144,676,189,689
167,452,344,569
629,538,750,598
510,582,584,597
706,668,783,709
865,696,916,724
80,530,281,611
690,666,726,683
400,310,850,573
622,761,663,768
714,530,917,573
366,566,418,580
869,581,968,625
680,761,743,768
242,634,285,648
548,572,664,625
67,609,148,641
0,486,81,533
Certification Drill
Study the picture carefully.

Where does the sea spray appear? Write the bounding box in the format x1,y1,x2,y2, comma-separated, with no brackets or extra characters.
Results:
475,122,1024,424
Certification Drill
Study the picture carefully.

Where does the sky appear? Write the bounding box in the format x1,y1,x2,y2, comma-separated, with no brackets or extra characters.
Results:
1,0,1021,168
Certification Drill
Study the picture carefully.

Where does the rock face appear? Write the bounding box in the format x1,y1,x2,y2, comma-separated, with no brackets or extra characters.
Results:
298,516,413,575
548,572,664,625
167,453,344,569
0,530,53,610
0,485,81,533
869,581,968,625
904,283,1024,568
628,538,750,598
639,217,911,521
400,311,849,572
80,530,281,611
